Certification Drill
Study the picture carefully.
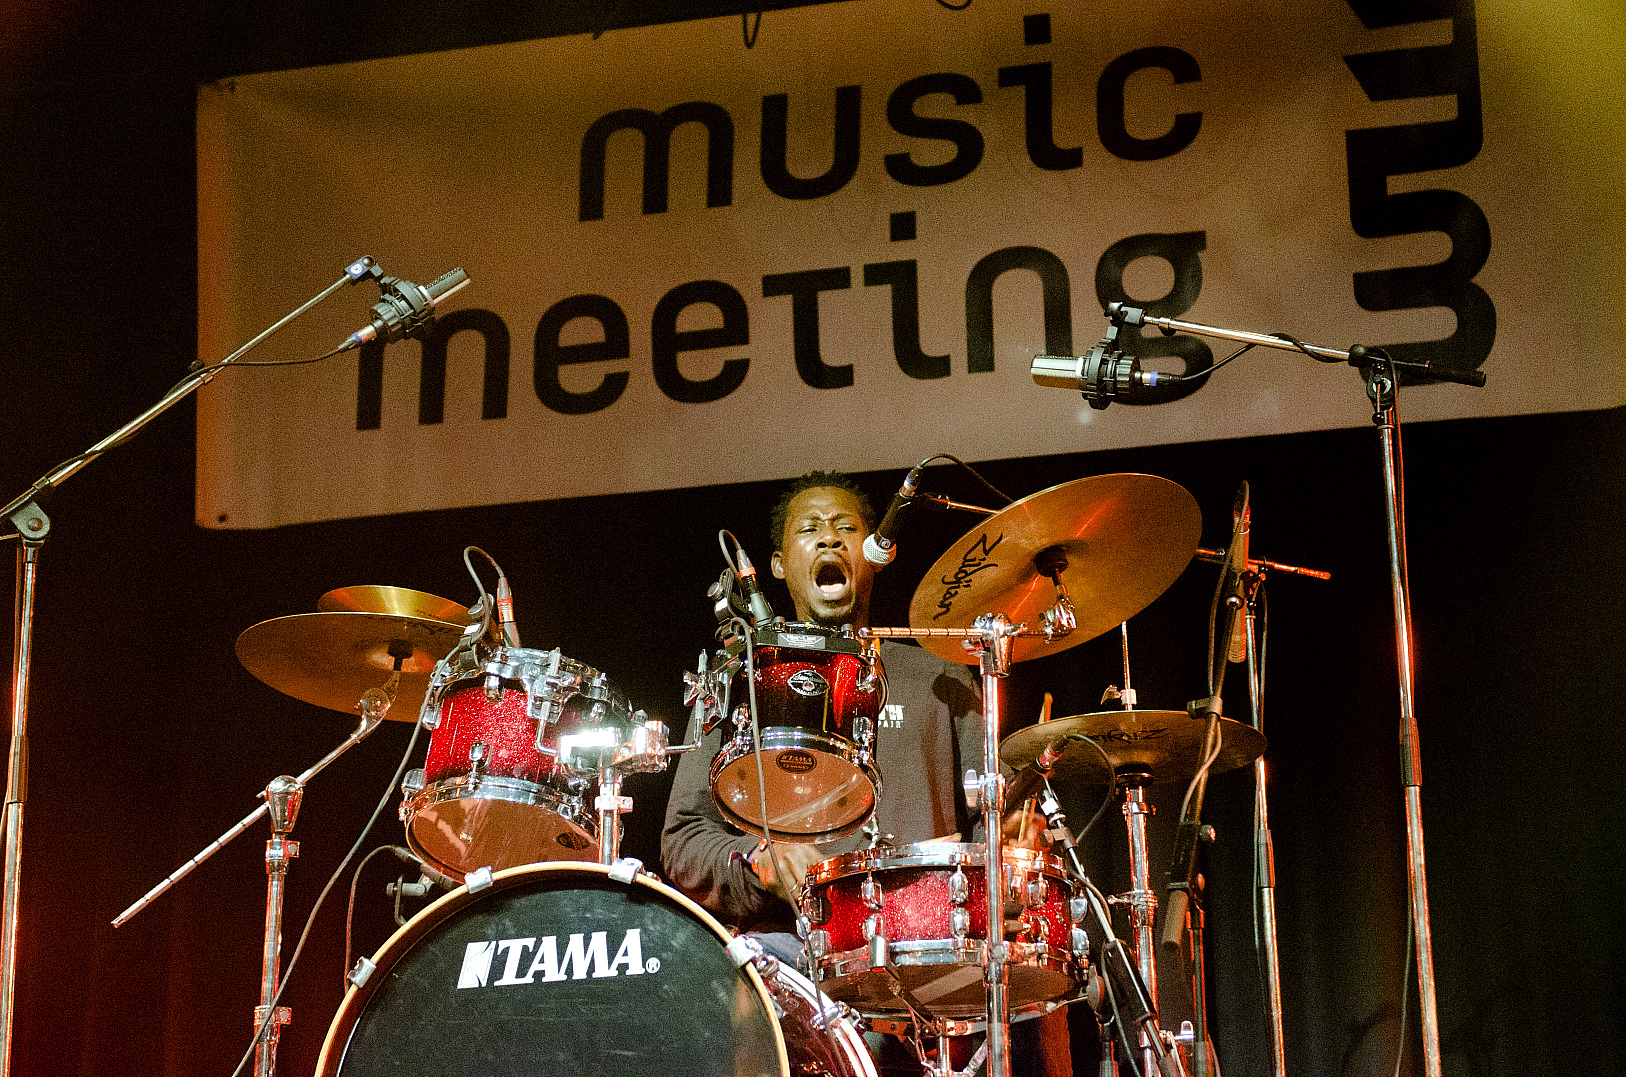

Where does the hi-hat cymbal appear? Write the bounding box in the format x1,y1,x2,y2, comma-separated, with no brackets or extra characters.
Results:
317,585,472,625
907,474,1200,663
1000,709,1267,788
236,612,468,719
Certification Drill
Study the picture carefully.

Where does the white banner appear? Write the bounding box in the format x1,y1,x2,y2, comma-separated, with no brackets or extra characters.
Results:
195,0,1625,529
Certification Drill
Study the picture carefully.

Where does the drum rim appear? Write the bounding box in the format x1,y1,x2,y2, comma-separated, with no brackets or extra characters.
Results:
805,840,1068,885
313,860,790,1077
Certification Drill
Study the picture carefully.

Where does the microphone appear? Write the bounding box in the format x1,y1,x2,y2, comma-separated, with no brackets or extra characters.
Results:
734,544,777,628
1031,343,1183,410
495,574,521,649
862,464,924,568
342,267,470,350
1004,734,1072,808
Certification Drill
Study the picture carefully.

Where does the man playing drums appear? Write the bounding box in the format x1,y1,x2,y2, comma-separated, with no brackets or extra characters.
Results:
662,471,1078,1075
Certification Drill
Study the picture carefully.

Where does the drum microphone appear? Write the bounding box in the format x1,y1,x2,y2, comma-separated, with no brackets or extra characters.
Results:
734,544,777,627
1004,734,1073,807
862,464,925,568
340,267,470,350
495,574,521,648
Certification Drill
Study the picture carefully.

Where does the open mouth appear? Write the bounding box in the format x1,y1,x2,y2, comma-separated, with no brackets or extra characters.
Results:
814,561,849,601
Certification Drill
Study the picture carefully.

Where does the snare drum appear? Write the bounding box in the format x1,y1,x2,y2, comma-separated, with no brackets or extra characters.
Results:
316,862,874,1077
401,646,634,879
709,623,883,842
801,842,1081,1019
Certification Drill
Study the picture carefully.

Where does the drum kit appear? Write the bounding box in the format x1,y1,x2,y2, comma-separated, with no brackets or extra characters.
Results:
113,471,1327,1077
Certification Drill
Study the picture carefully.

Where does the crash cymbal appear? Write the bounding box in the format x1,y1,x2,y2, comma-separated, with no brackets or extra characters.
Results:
317,585,472,625
907,474,1200,663
236,612,468,719
1000,709,1267,788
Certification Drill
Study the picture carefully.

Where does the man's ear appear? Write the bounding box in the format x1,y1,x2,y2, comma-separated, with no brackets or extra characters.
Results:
771,551,785,579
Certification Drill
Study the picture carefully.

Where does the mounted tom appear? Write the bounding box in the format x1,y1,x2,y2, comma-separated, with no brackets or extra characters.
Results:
706,622,884,843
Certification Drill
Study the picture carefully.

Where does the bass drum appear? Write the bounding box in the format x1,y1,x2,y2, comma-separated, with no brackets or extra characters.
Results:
317,862,790,1077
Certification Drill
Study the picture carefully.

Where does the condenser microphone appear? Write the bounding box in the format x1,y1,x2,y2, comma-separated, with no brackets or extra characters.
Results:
342,267,470,350
862,464,924,568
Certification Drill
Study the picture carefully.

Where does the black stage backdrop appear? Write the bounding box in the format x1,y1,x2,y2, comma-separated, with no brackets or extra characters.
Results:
3,3,1623,1075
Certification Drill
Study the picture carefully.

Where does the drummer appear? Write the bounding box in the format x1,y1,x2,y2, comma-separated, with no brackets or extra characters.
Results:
661,471,1072,1073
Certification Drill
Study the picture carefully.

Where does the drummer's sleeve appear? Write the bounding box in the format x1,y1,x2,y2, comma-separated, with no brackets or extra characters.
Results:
660,724,774,920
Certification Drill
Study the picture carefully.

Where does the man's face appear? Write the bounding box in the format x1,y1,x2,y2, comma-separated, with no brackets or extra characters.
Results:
771,486,874,628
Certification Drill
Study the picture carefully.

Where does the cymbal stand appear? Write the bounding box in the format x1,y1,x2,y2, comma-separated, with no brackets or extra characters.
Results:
114,691,392,1077
1036,778,1177,1077
1112,766,1168,1077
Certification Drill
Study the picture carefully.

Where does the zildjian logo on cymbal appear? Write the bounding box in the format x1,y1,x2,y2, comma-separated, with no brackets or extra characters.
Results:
933,534,1003,621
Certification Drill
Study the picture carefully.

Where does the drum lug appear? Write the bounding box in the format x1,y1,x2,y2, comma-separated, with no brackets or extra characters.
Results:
950,906,971,940
861,873,884,912
853,714,873,747
864,921,889,970
1069,896,1089,925
1070,925,1091,961
963,768,981,811
948,865,969,906
1026,877,1046,908
805,927,829,961
467,741,488,776
799,890,830,926
400,768,425,799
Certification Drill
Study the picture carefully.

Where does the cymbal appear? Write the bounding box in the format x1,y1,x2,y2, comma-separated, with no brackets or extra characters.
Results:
1000,709,1267,788
907,474,1201,663
236,612,469,719
317,585,472,625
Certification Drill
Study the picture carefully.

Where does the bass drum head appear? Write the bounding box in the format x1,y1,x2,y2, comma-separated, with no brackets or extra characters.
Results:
318,862,789,1077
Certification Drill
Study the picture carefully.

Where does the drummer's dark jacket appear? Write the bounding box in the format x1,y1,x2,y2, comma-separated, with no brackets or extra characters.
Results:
661,638,984,935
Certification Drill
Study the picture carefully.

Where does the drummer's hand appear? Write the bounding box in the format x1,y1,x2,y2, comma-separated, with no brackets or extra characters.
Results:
749,841,828,906
1002,800,1050,851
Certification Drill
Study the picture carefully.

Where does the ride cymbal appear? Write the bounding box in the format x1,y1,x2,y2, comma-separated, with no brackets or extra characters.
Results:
1000,709,1266,788
236,612,469,719
907,474,1200,663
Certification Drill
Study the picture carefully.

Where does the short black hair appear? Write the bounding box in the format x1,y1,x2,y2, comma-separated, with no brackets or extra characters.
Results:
769,471,877,552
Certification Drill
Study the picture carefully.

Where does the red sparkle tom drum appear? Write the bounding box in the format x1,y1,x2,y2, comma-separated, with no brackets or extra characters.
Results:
801,842,1082,1019
709,623,883,843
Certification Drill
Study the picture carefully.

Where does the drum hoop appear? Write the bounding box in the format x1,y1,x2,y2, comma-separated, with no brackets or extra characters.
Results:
807,841,1068,886
314,861,790,1077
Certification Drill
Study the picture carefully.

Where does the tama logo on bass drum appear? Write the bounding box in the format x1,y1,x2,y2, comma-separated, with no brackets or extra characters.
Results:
457,928,659,989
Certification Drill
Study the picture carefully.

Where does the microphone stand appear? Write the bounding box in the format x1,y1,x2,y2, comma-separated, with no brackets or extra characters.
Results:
1087,304,1468,1077
0,255,387,1077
